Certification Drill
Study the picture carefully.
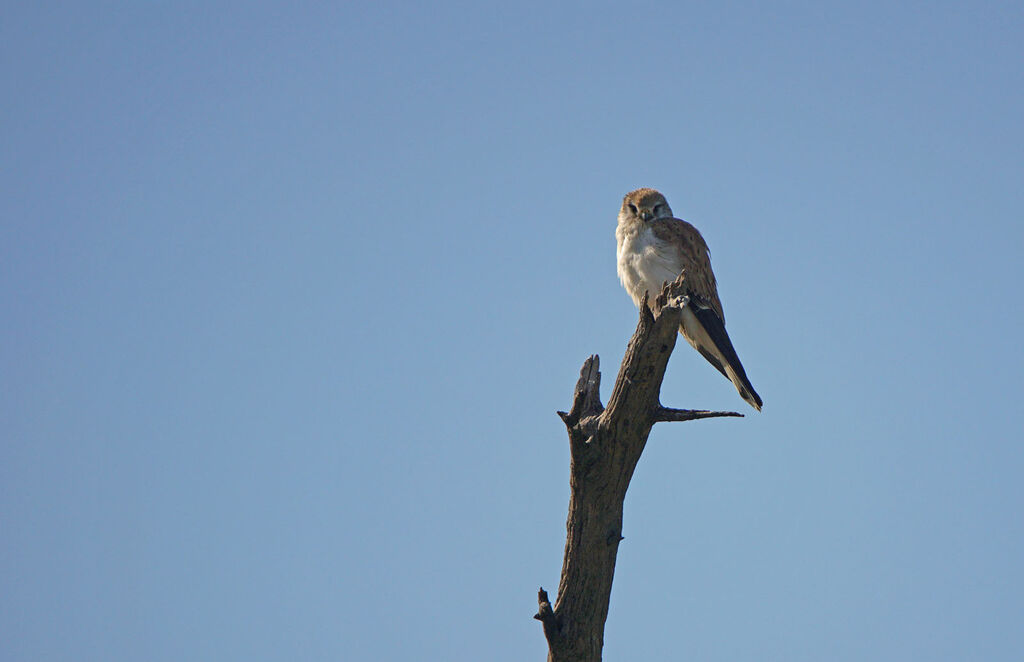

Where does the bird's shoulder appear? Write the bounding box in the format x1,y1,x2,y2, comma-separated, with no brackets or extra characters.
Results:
649,217,709,252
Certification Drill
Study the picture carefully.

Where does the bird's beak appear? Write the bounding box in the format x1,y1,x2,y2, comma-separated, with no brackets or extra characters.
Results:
639,208,653,221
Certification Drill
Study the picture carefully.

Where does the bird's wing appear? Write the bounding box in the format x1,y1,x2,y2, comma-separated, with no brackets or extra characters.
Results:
649,218,724,321
651,217,762,410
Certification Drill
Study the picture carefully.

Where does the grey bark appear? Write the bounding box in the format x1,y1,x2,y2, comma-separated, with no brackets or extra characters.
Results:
535,272,741,661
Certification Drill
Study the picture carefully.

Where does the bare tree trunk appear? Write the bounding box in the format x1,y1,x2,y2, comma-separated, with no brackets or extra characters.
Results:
535,273,742,661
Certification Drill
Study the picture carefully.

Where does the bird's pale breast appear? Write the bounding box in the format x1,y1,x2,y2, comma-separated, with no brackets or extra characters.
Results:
616,225,683,308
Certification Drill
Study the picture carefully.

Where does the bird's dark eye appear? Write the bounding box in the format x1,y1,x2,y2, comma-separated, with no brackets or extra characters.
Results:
628,203,638,214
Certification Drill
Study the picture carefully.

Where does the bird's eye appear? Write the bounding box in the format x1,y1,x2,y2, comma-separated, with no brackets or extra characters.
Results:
653,204,662,213
628,203,638,214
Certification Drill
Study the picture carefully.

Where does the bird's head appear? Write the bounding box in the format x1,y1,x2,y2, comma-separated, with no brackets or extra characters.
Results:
620,188,672,224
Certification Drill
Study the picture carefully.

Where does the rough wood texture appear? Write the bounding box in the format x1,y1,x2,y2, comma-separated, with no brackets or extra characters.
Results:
535,272,741,661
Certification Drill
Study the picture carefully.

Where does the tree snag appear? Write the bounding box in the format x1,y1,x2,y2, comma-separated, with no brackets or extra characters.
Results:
535,271,742,661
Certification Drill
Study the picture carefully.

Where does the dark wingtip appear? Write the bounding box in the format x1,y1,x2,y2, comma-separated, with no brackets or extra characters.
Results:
743,387,763,412
690,303,763,412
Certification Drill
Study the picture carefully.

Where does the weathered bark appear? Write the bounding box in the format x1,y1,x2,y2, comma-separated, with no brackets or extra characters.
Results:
535,272,742,661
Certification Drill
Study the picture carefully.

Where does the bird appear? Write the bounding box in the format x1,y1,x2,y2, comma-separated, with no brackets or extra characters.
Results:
616,187,762,411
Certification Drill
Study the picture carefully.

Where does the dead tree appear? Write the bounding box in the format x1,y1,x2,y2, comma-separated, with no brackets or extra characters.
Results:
535,272,742,661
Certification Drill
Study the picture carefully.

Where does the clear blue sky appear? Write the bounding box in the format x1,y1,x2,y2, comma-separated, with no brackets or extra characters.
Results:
3,2,1023,660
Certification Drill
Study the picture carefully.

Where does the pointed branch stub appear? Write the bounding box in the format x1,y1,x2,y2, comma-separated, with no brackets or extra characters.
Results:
556,355,603,428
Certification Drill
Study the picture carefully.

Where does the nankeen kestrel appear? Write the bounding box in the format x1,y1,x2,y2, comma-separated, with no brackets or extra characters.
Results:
616,187,762,411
